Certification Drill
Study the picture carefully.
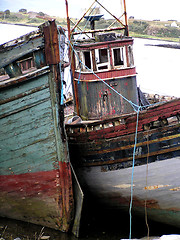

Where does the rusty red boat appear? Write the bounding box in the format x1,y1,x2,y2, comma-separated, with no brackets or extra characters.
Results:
65,0,180,228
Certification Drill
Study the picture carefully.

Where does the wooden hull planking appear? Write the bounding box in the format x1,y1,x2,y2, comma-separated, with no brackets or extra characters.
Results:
66,98,180,227
0,21,75,233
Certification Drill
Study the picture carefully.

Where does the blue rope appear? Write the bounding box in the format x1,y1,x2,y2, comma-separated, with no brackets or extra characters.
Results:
129,106,140,239
78,66,82,84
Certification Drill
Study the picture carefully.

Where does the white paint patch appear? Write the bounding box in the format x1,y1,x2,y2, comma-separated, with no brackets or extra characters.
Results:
114,184,135,189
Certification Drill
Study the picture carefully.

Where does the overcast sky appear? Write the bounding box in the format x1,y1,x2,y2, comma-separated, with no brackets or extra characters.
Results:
0,0,180,21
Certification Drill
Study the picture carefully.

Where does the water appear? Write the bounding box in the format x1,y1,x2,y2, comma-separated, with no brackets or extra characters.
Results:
0,23,37,45
0,199,179,239
133,38,180,98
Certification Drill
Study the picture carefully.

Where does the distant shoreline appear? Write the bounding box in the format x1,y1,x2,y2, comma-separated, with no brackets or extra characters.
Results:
0,21,37,27
133,36,180,48
145,43,180,49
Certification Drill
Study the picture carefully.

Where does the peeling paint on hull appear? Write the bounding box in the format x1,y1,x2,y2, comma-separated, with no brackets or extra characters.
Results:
0,21,75,234
66,98,180,228
74,158,180,228
0,166,73,232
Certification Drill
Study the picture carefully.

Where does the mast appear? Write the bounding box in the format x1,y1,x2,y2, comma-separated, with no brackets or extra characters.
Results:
65,0,79,115
123,0,129,36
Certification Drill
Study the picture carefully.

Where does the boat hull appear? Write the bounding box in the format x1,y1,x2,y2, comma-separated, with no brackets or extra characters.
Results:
0,165,72,231
0,70,74,231
66,99,180,227
75,157,180,227
0,21,75,233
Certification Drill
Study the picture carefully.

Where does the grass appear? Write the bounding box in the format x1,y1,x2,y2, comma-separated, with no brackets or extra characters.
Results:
129,32,180,42
1,11,180,41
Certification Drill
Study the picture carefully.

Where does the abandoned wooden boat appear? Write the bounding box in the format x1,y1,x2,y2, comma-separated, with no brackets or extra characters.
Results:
65,0,180,228
0,20,83,236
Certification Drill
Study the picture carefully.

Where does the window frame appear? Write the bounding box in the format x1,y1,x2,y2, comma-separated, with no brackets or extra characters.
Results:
95,48,110,71
112,46,127,69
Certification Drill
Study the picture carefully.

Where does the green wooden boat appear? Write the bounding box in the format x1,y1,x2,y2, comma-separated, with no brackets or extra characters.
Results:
0,20,83,237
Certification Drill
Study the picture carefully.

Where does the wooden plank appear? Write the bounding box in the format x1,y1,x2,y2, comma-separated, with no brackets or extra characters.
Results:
43,21,60,65
0,70,58,175
0,68,49,98
0,88,50,117
0,36,44,69
0,67,50,88
0,21,74,234
0,100,57,174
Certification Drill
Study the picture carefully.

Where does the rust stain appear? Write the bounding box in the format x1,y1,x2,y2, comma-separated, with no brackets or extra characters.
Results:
170,187,180,191
43,20,60,65
109,195,160,209
133,196,160,209
144,185,170,190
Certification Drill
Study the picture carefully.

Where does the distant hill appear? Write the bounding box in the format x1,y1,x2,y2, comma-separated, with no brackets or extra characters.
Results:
128,19,180,42
0,10,180,41
0,10,67,27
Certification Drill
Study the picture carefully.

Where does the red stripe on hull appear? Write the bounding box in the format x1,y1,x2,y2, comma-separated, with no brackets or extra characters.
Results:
74,67,136,81
0,169,60,197
0,162,74,232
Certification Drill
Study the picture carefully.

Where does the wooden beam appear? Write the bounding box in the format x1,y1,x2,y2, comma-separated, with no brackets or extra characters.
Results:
0,36,44,69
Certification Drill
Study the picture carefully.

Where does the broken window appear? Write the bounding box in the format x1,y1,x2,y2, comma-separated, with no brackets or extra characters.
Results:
128,45,134,67
113,48,124,66
99,49,108,63
95,48,109,71
83,51,92,70
75,51,81,70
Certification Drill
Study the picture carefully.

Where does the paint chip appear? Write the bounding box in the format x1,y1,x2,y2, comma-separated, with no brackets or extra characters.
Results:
144,185,170,190
170,187,180,191
114,184,135,189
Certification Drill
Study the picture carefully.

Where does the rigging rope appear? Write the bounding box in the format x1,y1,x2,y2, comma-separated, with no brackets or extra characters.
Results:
145,134,150,240
129,106,140,239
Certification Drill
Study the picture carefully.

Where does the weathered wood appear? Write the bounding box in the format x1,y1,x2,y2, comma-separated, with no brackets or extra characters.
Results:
0,36,44,69
0,21,75,234
43,21,60,65
0,66,50,88
66,99,180,227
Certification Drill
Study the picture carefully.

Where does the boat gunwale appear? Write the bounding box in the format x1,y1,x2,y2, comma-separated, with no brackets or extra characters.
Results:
0,66,50,89
73,37,134,49
65,98,180,129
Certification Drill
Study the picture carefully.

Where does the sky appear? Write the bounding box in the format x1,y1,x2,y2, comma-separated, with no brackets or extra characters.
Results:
0,0,180,22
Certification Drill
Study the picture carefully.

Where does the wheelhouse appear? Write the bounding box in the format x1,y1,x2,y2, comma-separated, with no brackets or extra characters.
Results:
74,34,135,74
71,34,138,120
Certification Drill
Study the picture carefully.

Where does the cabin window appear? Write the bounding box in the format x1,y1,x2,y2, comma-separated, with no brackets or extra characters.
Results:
95,48,109,71
113,48,124,66
75,51,81,70
99,49,108,63
83,51,92,70
128,45,134,67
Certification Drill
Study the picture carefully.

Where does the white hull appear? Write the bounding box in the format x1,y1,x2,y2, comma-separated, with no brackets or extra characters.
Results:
76,157,180,227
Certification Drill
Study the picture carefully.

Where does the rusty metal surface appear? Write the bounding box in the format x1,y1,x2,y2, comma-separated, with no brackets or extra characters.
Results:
76,75,138,119
72,36,137,120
